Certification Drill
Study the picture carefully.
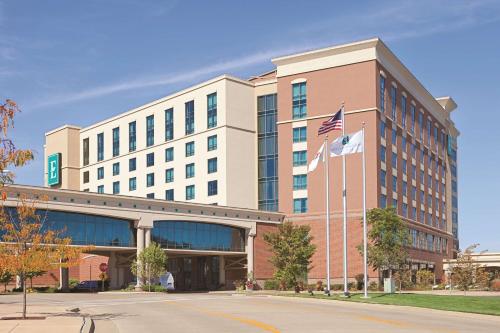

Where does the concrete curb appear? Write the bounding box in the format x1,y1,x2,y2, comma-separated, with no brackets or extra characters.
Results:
80,316,95,333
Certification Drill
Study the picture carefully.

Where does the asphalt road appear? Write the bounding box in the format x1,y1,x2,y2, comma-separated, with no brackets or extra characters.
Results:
1,292,499,332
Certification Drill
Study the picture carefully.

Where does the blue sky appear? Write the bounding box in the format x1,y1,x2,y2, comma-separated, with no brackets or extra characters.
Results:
1,0,499,251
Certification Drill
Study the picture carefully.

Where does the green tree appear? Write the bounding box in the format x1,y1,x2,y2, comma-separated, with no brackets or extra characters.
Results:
451,244,486,295
0,267,13,292
416,269,434,290
264,222,316,289
358,207,409,279
131,242,167,292
393,268,413,293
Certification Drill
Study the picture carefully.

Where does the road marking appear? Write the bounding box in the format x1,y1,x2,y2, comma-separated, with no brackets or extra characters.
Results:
358,315,410,327
167,301,281,333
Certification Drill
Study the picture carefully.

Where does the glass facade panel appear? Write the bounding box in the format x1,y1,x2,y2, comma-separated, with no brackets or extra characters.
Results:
292,82,306,119
112,127,120,157
146,152,154,167
380,75,385,113
208,180,217,196
152,220,245,252
165,108,174,141
208,158,217,174
186,163,195,178
129,177,136,191
112,162,120,176
83,138,89,166
293,198,307,213
207,93,217,128
185,141,195,157
129,158,136,172
146,115,154,147
186,185,195,200
293,150,307,166
185,100,195,135
165,168,174,183
207,135,217,151
129,121,136,152
257,94,278,211
97,133,104,161
165,147,174,162
292,127,307,143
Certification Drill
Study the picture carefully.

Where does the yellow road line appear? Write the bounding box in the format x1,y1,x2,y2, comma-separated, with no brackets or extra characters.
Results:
166,301,281,333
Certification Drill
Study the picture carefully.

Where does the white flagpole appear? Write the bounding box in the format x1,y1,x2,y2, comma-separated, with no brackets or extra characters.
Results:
361,122,369,298
324,136,331,295
341,103,349,297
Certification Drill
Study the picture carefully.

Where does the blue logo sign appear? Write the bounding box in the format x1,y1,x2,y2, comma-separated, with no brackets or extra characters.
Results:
47,153,61,186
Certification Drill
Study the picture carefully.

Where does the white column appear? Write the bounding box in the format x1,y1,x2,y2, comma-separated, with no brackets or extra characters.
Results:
145,228,151,248
247,233,255,276
135,227,145,289
219,256,226,287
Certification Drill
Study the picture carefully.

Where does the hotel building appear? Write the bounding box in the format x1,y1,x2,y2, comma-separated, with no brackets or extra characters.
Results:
43,38,459,286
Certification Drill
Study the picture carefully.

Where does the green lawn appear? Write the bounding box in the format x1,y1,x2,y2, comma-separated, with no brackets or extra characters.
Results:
283,292,500,316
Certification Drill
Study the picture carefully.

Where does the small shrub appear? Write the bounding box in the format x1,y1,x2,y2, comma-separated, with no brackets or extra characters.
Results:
331,284,343,291
142,284,166,292
233,279,245,291
315,281,323,291
491,279,500,291
264,279,280,290
347,282,356,291
354,274,365,290
368,281,378,291
69,279,79,289
416,270,434,290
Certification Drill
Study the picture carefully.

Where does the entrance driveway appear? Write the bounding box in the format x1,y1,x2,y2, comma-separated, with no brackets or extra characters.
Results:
1,292,499,332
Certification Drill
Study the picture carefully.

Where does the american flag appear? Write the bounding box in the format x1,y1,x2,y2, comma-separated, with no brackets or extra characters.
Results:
318,109,342,135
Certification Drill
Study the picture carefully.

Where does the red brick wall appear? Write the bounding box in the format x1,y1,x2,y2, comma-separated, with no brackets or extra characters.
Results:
254,223,278,280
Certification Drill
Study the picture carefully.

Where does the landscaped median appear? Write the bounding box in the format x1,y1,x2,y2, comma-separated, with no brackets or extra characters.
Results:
269,292,500,316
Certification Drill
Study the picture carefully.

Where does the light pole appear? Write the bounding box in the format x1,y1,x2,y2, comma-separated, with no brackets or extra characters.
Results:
83,254,98,291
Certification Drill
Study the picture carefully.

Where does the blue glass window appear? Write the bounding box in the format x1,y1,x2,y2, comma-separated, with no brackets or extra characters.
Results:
129,158,136,172
185,100,195,135
392,175,397,191
293,150,307,166
208,180,218,196
112,127,120,157
165,147,174,162
392,152,397,168
83,138,89,166
392,128,397,145
379,75,386,113
97,133,104,161
129,177,136,191
83,171,89,184
208,158,217,174
147,193,155,199
380,146,386,163
129,121,136,152
419,112,423,140
165,189,174,201
97,185,104,194
391,85,397,120
381,170,386,187
165,108,174,141
293,127,307,143
207,135,217,151
165,168,174,183
293,198,307,213
380,194,387,208
292,82,307,119
146,115,154,147
185,141,195,157
97,167,104,180
186,163,195,178
207,93,217,128
410,105,416,133
401,95,407,128
146,152,154,167
186,185,195,200
293,174,307,190
403,181,407,195
380,120,386,139
152,220,245,251
147,173,154,187
112,162,120,176
402,159,407,175
112,181,120,194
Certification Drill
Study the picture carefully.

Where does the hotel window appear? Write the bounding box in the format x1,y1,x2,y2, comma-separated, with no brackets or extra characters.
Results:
293,198,308,213
412,187,416,200
420,190,424,203
208,158,217,174
112,181,120,194
428,174,433,188
129,121,136,152
293,174,307,190
83,138,89,166
83,171,89,184
403,181,408,195
412,207,417,220
185,141,195,157
112,127,120,157
410,105,416,133
147,193,155,199
427,120,431,145
165,147,174,162
186,163,195,178
293,127,307,143
392,198,398,210
418,112,423,140
207,93,217,128
390,86,397,120
97,133,104,161
292,82,307,119
146,152,154,167
165,189,174,201
208,180,218,196
293,150,307,166
392,152,397,168
129,158,136,172
165,108,174,141
380,146,386,163
428,194,432,207
129,177,136,191
401,95,407,128
412,165,416,179
402,136,407,152
380,194,387,208
97,167,104,180
185,100,195,135
434,126,439,152
165,168,174,183
146,173,154,187
207,135,217,151
146,115,154,147
402,203,408,217
379,75,386,113
411,143,416,157
420,170,424,183
402,159,407,175
421,210,425,223
392,128,397,145
186,185,195,200
392,176,398,192
112,162,120,176
381,170,387,187
97,185,104,194
380,120,386,139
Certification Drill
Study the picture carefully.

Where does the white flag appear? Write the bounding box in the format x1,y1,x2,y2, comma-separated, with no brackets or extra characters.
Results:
308,142,325,172
330,130,364,157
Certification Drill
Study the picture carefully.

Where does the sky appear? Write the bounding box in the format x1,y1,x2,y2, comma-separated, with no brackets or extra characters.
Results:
1,0,499,251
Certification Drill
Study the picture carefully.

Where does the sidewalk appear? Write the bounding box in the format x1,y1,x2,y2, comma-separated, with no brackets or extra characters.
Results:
0,304,85,333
